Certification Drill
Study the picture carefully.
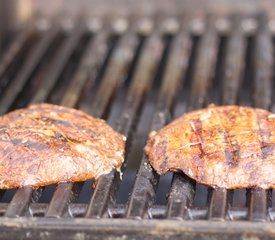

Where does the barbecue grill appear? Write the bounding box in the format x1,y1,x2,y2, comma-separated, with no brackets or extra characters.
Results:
0,0,275,239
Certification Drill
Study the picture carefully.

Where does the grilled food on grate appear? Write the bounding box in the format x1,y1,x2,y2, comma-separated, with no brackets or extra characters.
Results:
0,103,125,189
145,105,275,189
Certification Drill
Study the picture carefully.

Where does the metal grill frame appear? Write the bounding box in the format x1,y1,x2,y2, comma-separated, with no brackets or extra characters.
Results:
0,12,275,239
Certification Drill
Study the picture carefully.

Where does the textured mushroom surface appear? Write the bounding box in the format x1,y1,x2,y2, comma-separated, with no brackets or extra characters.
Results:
145,105,275,189
0,103,125,189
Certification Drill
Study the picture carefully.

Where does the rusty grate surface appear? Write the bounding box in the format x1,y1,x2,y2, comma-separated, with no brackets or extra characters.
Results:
0,13,275,239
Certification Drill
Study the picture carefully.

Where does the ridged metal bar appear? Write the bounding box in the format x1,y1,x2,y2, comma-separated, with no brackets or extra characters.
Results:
46,29,139,218
45,183,85,218
188,16,218,110
31,24,85,104
85,30,163,218
126,24,191,219
208,189,233,220
5,188,43,217
222,16,246,105
253,14,273,110
248,189,271,221
61,32,108,107
83,31,138,118
0,26,59,115
167,174,195,219
0,29,32,80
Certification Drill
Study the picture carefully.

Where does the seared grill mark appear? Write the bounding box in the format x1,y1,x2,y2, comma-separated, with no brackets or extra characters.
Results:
27,164,39,175
188,118,205,175
189,119,204,156
257,110,275,160
0,138,49,150
216,108,240,167
254,109,266,160
159,156,168,170
42,118,73,128
261,144,275,158
224,148,240,167
156,140,168,170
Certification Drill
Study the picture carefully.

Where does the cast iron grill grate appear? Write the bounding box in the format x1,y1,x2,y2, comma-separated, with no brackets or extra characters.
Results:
0,13,275,239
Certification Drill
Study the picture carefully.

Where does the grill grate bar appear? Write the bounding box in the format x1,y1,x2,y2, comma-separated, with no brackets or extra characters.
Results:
5,188,43,217
0,26,59,115
30,24,85,104
0,29,32,80
5,188,33,217
248,14,273,222
85,30,163,218
167,174,195,219
248,189,271,221
45,182,84,218
253,14,273,110
85,32,138,118
188,16,218,110
46,29,139,218
61,31,108,107
221,16,246,105
208,16,246,221
126,24,192,219
208,189,232,220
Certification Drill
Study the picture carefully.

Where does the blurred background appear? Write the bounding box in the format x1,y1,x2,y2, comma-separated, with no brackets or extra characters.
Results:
1,0,275,45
